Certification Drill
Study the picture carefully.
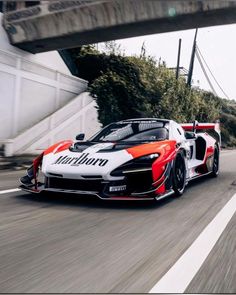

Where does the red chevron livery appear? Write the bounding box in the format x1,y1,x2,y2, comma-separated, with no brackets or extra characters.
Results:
20,118,220,201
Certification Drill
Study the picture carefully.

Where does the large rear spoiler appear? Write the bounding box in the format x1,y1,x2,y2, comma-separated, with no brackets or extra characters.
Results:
181,121,221,145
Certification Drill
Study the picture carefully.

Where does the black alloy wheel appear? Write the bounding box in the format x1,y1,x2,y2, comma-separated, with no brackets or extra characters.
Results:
172,151,186,197
211,145,219,177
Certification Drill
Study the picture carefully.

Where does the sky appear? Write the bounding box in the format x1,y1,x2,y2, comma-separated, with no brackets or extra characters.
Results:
99,24,236,101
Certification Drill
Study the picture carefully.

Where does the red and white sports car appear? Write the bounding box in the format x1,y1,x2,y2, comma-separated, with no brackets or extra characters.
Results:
20,118,220,201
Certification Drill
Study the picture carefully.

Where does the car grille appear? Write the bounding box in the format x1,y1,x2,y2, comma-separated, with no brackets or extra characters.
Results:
126,170,153,193
46,177,104,192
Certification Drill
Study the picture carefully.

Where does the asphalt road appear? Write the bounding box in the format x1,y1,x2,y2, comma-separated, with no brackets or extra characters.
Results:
0,150,236,293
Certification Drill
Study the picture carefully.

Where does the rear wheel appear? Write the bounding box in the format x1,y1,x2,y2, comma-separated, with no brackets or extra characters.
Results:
210,145,219,177
172,151,186,197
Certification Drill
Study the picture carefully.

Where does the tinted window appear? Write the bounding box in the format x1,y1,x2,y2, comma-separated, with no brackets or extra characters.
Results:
90,121,169,143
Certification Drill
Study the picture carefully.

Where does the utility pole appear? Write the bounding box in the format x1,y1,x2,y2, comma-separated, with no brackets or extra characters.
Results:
176,38,182,79
187,28,198,87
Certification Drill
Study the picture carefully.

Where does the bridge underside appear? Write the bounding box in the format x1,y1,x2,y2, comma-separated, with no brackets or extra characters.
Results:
3,0,236,53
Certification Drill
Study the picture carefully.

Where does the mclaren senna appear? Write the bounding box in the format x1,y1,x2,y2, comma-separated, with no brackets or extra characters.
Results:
20,118,220,201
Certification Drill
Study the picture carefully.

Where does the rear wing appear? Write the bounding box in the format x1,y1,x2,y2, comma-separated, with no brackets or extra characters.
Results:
181,122,221,145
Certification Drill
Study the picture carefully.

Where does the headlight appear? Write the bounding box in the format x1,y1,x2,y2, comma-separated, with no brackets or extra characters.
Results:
111,153,160,176
135,153,160,163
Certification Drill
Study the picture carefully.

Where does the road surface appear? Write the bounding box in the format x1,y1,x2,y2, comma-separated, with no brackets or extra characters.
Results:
0,150,236,293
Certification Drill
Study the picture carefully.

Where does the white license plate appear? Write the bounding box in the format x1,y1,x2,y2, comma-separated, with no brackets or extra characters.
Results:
109,185,127,192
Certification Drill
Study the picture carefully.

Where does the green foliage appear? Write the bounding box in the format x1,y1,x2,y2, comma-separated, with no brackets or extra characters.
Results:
74,45,235,147
90,71,148,126
220,102,236,147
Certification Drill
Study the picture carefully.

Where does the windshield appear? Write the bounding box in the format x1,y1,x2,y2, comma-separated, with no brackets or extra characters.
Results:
89,121,169,143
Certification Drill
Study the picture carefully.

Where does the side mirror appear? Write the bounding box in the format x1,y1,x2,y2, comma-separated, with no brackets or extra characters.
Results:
76,133,85,141
185,131,197,140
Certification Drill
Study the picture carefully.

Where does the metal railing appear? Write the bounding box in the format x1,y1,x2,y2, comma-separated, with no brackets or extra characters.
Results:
1,1,40,13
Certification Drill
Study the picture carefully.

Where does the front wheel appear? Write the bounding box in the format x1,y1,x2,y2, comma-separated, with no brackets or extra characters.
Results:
210,145,219,177
172,151,186,197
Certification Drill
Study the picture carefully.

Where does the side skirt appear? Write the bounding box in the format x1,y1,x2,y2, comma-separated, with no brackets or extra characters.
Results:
187,171,212,182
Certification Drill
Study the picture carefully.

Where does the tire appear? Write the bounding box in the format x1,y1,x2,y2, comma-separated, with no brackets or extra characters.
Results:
172,150,186,197
210,145,219,177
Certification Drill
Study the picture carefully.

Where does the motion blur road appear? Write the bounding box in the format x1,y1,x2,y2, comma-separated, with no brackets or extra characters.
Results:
0,150,236,293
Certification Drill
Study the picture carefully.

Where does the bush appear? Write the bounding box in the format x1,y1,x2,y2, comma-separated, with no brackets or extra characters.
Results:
90,71,148,125
74,45,235,147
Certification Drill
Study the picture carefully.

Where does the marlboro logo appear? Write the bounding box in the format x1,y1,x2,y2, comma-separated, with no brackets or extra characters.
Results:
54,153,108,167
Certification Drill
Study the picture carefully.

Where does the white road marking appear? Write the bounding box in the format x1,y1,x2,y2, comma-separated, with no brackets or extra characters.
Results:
0,188,21,194
0,170,25,176
221,151,236,157
149,193,236,293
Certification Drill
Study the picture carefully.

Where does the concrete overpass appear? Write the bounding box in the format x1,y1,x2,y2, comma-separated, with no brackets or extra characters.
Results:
2,0,236,53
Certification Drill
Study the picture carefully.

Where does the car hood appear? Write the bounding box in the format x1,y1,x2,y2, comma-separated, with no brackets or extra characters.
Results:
41,140,176,180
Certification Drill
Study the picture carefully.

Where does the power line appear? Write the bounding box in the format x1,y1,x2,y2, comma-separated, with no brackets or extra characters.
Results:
196,46,230,99
195,50,218,96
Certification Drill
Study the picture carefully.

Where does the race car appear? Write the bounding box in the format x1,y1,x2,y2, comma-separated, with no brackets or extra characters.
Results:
20,118,220,201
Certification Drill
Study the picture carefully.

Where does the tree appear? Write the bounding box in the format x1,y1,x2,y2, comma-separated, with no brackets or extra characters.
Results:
73,44,235,146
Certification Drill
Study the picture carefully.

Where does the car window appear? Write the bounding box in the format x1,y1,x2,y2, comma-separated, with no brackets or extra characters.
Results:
90,121,169,143
123,128,168,141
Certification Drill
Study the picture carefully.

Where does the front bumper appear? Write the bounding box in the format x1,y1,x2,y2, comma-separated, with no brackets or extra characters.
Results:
20,174,155,200
20,184,156,200
19,162,173,201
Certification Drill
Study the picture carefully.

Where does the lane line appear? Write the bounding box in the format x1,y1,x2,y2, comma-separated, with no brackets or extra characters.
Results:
149,193,236,293
0,188,21,194
0,171,24,176
221,152,236,157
